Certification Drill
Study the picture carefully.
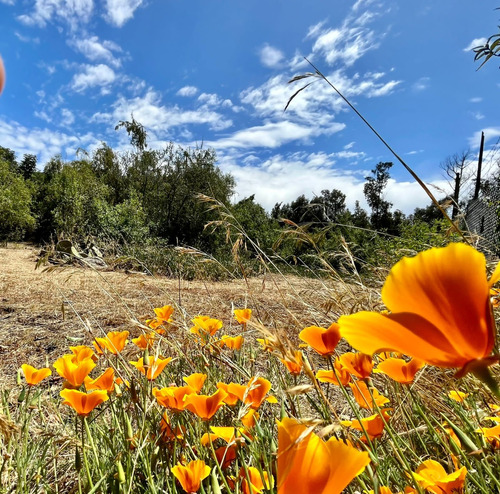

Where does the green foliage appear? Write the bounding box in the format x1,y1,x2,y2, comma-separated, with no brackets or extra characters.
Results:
0,160,35,241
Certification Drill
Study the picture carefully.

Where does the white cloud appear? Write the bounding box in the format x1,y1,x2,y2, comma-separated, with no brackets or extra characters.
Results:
471,112,485,121
198,93,222,106
0,119,98,164
177,86,198,97
468,127,500,148
464,37,487,52
0,0,15,5
207,120,345,150
412,76,430,92
70,36,122,68
259,44,285,68
469,97,482,103
71,64,116,92
14,31,40,43
17,0,93,29
61,108,75,126
93,88,233,133
104,0,143,27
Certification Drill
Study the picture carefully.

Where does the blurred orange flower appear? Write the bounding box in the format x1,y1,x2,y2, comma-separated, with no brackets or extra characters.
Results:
240,466,273,494
412,459,467,494
277,417,370,494
132,332,156,350
94,331,129,355
349,381,390,410
476,423,500,449
299,323,341,356
341,410,390,442
84,367,115,392
280,351,303,376
53,355,95,387
159,412,185,443
448,390,469,403
129,356,172,380
234,308,252,324
339,243,499,376
316,359,351,386
339,352,373,379
219,335,244,350
374,357,424,384
171,459,211,493
190,316,223,337
20,364,52,386
60,389,108,417
184,389,227,420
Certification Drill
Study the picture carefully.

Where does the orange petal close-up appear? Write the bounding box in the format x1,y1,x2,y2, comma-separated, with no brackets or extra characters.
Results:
339,243,498,374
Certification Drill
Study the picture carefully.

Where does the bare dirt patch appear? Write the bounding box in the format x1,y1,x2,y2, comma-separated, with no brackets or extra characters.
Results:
0,244,378,388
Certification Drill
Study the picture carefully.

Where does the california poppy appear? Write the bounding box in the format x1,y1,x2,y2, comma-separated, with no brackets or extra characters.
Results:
184,389,228,420
349,381,390,410
69,345,97,362
374,357,424,384
20,364,52,386
219,335,244,350
84,367,115,392
234,308,252,325
316,359,351,386
183,373,207,393
171,459,211,493
277,417,370,494
341,410,390,441
228,377,276,409
190,316,223,337
132,332,156,350
448,390,469,403
299,323,341,356
153,386,193,412
240,466,273,494
129,356,172,380
411,459,467,494
339,243,498,377
60,389,108,417
53,355,95,387
94,331,129,355
159,412,185,443
338,352,373,379
280,351,303,376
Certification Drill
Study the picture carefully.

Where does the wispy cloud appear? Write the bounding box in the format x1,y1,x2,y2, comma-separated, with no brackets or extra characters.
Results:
464,37,487,52
70,36,123,68
14,31,40,43
17,0,93,29
259,44,285,68
71,64,116,92
104,0,144,27
412,76,430,92
177,86,198,97
468,127,500,148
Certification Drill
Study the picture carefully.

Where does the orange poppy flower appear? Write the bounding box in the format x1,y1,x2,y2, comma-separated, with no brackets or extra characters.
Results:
349,381,390,410
183,373,207,393
339,243,499,376
316,359,351,386
84,367,115,392
132,332,156,350
341,410,390,441
241,409,259,428
219,335,244,350
94,331,129,355
374,357,424,384
277,417,370,494
60,389,108,417
171,459,211,493
299,323,341,356
215,444,238,469
190,316,223,337
154,305,174,323
129,356,172,380
256,337,275,353
338,352,373,379
240,466,273,494
184,389,228,420
367,487,400,494
53,355,96,387
234,308,252,324
20,364,52,386
412,460,467,494
69,345,97,362
229,377,276,409
280,351,303,376
159,412,185,443
153,386,193,412
217,382,242,406
476,423,500,449
201,426,237,446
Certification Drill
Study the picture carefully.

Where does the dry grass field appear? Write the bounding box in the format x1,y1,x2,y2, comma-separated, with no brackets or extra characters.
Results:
0,243,379,388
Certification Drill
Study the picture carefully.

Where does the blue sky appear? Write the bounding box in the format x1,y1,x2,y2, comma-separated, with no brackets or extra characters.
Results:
0,0,499,214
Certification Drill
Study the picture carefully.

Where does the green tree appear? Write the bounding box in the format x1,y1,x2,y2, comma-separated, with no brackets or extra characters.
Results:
18,154,37,180
0,160,35,241
363,162,394,231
